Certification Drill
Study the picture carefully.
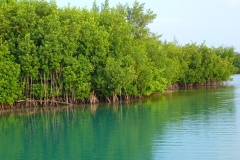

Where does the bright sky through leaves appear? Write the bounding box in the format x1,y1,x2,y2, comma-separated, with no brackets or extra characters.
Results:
56,0,240,52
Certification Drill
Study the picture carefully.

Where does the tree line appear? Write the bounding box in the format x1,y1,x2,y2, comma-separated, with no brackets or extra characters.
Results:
233,52,240,73
0,0,238,107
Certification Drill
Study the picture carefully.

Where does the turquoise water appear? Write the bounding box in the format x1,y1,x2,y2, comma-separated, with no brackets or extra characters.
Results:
1,75,240,160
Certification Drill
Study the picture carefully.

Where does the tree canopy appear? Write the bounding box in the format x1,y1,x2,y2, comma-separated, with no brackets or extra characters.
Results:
0,0,238,107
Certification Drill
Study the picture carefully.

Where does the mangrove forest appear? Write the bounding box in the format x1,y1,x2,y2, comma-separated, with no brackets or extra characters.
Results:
0,0,238,108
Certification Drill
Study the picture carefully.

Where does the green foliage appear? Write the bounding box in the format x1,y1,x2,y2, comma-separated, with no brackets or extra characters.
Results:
233,53,240,73
63,55,93,100
0,42,22,104
126,1,156,39
104,56,136,95
0,0,237,105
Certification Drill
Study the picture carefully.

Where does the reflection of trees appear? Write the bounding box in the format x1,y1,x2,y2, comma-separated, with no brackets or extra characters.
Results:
0,105,91,117
90,104,98,115
0,85,236,159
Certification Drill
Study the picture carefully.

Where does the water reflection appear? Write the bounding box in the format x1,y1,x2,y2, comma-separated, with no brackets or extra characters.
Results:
0,100,140,117
0,105,90,116
0,76,240,160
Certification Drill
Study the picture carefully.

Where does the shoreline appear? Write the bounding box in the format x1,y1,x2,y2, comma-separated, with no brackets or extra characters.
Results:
0,82,229,113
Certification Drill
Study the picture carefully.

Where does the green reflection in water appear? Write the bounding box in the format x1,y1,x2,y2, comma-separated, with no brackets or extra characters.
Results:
0,82,238,160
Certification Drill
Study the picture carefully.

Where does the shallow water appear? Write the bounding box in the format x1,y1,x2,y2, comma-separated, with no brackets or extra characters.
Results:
1,75,240,160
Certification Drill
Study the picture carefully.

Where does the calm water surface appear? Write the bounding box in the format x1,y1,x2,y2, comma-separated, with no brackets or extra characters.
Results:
1,75,240,160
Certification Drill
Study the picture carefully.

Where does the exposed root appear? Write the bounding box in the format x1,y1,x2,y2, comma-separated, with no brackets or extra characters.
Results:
112,93,118,102
106,96,111,102
89,91,99,104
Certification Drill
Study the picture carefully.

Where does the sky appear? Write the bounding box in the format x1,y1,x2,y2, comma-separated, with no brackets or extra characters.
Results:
56,0,240,52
